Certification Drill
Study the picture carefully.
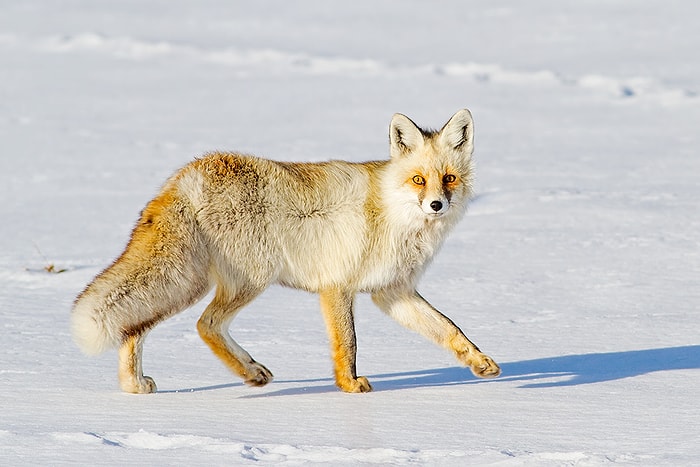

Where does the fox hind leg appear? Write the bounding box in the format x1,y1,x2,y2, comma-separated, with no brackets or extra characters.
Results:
197,285,273,387
118,332,157,394
115,278,211,393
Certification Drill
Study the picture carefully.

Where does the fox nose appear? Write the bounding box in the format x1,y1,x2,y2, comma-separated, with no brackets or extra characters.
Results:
430,200,443,212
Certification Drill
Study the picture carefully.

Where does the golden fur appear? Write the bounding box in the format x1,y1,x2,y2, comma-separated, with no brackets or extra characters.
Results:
72,109,501,393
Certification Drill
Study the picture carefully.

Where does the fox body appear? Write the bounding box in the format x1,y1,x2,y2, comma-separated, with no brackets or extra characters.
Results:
72,109,501,393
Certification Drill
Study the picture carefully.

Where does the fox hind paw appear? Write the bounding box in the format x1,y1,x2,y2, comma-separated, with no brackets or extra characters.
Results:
244,362,274,387
120,375,157,394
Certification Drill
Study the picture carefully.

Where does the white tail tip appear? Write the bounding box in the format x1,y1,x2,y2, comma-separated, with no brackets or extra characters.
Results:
71,297,117,355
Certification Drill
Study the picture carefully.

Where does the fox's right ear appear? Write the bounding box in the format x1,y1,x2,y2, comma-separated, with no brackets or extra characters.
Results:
390,113,424,159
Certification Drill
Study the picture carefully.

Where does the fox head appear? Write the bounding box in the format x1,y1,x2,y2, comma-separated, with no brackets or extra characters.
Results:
385,109,474,224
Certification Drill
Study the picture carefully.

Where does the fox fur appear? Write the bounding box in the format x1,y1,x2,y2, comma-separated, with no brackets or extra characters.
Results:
72,109,501,393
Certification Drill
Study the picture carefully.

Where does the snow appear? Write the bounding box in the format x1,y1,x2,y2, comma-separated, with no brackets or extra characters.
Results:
1,1,699,465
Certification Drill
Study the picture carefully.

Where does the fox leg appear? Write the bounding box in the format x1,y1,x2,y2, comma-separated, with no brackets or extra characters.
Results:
319,288,372,393
118,332,157,394
197,286,273,387
112,270,210,394
372,288,501,378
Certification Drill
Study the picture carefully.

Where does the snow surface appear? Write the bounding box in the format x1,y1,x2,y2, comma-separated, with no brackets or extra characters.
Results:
1,1,699,465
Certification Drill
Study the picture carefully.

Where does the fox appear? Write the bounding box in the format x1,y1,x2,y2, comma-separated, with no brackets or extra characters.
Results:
71,109,501,394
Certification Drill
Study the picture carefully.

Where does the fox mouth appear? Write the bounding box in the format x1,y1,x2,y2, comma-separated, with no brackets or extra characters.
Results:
425,210,447,219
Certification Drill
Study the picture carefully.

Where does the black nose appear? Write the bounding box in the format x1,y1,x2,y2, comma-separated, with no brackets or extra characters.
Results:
430,200,443,212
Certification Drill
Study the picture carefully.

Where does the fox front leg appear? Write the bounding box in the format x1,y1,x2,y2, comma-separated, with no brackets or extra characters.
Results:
372,288,501,378
318,288,372,393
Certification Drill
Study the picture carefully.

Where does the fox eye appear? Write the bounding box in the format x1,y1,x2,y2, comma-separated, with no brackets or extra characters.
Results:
412,175,425,185
443,174,456,184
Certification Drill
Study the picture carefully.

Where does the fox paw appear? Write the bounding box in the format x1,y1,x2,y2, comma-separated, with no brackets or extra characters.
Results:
337,376,373,393
120,375,157,394
244,362,274,387
469,354,501,378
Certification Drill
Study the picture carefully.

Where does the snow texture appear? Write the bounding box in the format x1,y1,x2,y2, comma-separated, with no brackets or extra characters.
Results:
1,1,699,465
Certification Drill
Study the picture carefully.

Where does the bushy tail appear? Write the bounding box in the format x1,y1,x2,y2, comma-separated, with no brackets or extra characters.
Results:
71,170,215,356
71,283,122,355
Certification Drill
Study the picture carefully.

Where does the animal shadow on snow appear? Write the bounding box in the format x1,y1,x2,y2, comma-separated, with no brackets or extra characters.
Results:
167,345,699,395
370,345,700,391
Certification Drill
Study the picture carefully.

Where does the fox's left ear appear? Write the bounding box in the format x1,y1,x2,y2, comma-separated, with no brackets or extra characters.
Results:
439,109,474,155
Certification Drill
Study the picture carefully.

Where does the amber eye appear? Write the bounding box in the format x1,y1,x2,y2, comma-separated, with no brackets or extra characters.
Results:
412,175,425,185
443,174,456,184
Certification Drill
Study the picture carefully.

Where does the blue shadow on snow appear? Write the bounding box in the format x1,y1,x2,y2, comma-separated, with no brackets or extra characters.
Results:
164,345,699,395
369,345,700,390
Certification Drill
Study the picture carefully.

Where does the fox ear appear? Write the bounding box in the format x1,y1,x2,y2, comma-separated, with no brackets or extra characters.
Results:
390,113,424,158
439,109,474,155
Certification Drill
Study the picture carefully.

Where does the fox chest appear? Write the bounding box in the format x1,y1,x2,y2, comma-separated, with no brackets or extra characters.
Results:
276,208,367,291
355,229,440,291
277,216,441,292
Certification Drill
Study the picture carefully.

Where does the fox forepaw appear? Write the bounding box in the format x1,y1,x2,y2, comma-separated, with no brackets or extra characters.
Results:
457,350,501,378
337,375,373,393
244,362,274,387
469,354,501,378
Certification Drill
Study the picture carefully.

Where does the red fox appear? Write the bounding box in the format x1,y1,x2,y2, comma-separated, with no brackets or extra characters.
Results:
72,109,501,393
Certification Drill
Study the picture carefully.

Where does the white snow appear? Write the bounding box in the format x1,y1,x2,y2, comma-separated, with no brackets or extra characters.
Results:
1,1,699,465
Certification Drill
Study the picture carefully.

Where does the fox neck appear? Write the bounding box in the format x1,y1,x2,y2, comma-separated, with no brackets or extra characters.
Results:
383,199,461,271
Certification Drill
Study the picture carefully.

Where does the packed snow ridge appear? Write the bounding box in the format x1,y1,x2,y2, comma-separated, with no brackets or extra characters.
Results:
14,31,697,105
39,430,648,465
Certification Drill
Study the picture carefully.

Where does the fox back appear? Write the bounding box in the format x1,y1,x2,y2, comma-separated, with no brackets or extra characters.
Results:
172,109,475,294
